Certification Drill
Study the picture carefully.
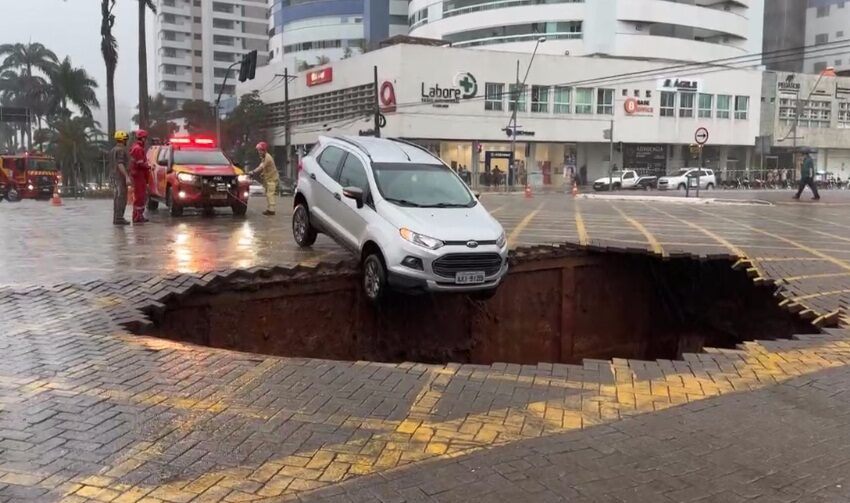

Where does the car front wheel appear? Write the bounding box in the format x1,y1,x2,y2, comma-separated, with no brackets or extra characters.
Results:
677,183,686,191
363,253,386,304
706,183,714,190
292,203,317,247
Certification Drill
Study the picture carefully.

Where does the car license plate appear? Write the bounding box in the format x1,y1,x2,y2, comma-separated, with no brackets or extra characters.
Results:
455,271,485,285
209,194,227,200
216,184,227,192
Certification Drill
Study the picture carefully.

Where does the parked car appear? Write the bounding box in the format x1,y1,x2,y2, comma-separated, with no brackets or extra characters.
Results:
593,170,657,191
292,135,508,303
658,168,716,191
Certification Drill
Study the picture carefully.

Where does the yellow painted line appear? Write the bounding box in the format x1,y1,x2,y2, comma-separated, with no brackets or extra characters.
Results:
489,205,505,215
779,272,850,283
791,288,850,302
643,204,745,258
507,202,544,248
574,205,589,246
754,257,830,262
611,204,664,256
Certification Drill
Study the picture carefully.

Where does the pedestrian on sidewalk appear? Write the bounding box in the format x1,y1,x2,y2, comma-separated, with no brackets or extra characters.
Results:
250,142,279,216
129,130,151,223
793,150,820,201
110,130,131,225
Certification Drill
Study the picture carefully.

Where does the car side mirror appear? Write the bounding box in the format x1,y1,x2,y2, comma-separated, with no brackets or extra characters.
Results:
474,192,481,200
343,186,364,209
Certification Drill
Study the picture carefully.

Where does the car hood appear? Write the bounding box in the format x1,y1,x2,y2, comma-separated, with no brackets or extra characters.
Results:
377,201,504,241
174,165,242,176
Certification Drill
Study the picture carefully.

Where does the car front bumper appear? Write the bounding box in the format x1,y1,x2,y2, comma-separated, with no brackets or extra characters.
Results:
384,240,509,293
174,182,249,207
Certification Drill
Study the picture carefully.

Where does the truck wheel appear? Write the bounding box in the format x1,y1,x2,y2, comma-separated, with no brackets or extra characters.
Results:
6,187,20,202
363,253,387,304
706,183,715,191
677,183,686,191
613,183,621,190
166,187,183,217
292,203,317,247
147,199,159,211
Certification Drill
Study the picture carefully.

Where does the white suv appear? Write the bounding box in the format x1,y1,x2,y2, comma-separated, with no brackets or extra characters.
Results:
658,168,716,191
292,136,508,302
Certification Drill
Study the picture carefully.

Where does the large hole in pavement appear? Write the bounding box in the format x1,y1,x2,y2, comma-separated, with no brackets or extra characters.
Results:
144,249,818,365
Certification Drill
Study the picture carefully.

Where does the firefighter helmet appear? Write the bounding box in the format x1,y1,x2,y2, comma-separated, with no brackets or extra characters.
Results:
256,141,268,151
135,129,149,141
114,130,129,143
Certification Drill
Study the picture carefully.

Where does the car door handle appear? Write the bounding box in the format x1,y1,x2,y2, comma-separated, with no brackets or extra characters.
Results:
334,193,341,200
310,173,316,180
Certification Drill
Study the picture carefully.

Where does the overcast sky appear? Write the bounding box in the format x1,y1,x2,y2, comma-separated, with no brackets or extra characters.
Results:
2,0,156,130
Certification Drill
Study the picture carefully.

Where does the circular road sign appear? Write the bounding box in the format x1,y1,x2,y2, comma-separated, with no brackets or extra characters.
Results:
694,127,709,145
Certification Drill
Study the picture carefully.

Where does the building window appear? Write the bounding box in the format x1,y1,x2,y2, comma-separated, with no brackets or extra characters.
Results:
508,84,526,112
800,99,832,128
698,93,712,118
815,33,829,45
734,96,749,120
596,88,613,115
716,95,731,119
195,66,202,73
814,62,828,73
837,59,844,66
194,33,201,40
554,86,571,114
164,81,177,91
193,16,201,23
195,83,203,90
575,88,593,114
531,86,549,113
838,31,845,38
817,5,830,17
194,50,202,56
164,48,177,57
163,64,177,75
679,92,695,118
485,83,504,111
660,91,675,117
839,102,850,128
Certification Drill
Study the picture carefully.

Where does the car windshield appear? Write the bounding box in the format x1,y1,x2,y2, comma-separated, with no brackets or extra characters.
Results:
27,158,57,171
674,169,691,176
372,163,475,208
173,149,230,165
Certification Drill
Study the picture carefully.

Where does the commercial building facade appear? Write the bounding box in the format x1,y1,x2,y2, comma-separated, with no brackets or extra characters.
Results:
805,0,850,75
154,0,269,108
407,0,764,63
242,44,762,188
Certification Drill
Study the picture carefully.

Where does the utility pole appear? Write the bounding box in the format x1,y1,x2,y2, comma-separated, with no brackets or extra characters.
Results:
509,60,519,192
284,67,292,178
373,66,381,138
608,119,614,191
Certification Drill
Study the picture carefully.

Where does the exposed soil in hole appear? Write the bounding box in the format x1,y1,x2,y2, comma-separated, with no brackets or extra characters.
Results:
145,250,818,365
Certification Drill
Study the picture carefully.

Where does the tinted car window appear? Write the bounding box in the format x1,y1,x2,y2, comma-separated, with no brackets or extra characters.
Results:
373,163,475,208
317,146,345,180
338,154,370,194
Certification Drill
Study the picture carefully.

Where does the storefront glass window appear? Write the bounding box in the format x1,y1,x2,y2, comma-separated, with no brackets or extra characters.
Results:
531,86,549,113
485,82,504,111
839,102,850,128
698,93,712,118
660,91,675,117
575,88,593,114
509,83,526,112
679,92,695,118
596,88,613,115
734,96,749,120
717,94,731,118
554,86,571,114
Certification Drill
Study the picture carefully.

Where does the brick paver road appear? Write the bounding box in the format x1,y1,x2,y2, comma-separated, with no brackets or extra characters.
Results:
1,189,850,502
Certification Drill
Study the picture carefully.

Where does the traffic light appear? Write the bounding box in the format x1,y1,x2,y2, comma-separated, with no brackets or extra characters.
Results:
238,50,258,83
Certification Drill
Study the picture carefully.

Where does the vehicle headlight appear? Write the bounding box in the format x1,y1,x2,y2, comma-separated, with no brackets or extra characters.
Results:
496,232,506,248
27,184,34,190
399,228,444,250
177,172,197,183
237,174,250,183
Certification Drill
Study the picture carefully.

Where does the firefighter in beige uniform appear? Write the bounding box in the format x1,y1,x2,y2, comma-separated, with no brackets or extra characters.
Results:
250,142,279,215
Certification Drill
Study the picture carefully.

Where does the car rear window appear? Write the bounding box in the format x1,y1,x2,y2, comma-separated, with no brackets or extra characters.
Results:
173,149,230,165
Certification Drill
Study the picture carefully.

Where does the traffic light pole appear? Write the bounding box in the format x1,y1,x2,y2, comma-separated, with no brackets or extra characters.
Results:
215,60,242,144
373,66,381,138
284,67,292,178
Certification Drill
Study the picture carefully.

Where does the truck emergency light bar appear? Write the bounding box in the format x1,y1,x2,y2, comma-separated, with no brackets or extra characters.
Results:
169,136,216,148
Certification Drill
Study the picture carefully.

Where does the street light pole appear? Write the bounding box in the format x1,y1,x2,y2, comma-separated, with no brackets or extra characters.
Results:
507,36,545,192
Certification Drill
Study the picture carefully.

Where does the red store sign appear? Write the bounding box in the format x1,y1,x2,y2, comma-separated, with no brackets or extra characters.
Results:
306,68,333,86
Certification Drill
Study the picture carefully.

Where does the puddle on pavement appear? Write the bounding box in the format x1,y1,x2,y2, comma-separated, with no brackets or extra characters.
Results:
143,250,818,365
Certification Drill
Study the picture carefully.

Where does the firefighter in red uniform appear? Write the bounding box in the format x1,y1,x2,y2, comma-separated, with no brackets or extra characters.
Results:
129,129,150,223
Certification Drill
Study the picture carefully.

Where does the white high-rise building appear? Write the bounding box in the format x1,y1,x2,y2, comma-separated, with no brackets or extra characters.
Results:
154,0,270,109
805,0,850,75
408,0,764,63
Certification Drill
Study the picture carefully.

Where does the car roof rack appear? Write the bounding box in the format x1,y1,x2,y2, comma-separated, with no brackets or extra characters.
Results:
333,135,373,162
388,138,430,158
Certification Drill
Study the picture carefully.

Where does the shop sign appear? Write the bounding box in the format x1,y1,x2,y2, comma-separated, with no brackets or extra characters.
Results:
778,74,801,94
657,77,702,93
306,67,333,86
624,97,653,115
420,72,478,108
504,127,535,137
380,81,397,113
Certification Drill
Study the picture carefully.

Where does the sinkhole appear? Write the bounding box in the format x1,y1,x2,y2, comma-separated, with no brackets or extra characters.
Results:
141,249,818,365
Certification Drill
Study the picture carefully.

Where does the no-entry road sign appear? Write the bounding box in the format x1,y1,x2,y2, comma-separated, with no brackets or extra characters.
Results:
694,127,709,145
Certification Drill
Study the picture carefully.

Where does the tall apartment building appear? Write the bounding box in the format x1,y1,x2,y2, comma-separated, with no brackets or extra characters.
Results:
267,0,408,72
154,0,269,109
762,0,806,72
805,0,850,75
407,0,764,63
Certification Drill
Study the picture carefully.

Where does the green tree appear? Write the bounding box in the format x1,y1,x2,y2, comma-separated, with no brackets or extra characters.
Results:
48,57,100,117
222,91,268,164
0,42,58,78
137,0,156,130
101,0,119,137
39,114,103,186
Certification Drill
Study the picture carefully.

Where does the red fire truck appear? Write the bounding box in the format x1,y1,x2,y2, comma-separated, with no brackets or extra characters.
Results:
0,153,61,201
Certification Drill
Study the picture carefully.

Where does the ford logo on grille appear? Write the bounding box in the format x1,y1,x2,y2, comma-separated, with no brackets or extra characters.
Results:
466,240,479,248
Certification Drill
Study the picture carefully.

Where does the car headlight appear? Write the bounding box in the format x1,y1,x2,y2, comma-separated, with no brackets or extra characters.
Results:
177,172,197,183
237,174,250,183
399,228,444,250
496,232,506,248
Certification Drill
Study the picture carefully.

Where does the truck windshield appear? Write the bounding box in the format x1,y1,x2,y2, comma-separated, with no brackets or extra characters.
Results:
372,163,475,208
173,150,230,165
27,159,57,171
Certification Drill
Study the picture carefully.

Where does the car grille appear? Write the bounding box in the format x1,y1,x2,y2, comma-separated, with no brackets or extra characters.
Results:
432,253,503,278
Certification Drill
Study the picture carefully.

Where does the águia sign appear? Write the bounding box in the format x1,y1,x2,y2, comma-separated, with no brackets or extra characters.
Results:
421,72,478,108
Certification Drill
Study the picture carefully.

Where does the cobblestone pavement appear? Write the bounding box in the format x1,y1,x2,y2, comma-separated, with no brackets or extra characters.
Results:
1,190,850,501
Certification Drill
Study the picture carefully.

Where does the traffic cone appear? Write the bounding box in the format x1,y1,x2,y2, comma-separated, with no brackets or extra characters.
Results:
51,186,62,206
524,185,533,199
571,181,579,197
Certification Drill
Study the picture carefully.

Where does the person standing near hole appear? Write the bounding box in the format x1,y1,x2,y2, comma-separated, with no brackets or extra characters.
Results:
794,150,820,201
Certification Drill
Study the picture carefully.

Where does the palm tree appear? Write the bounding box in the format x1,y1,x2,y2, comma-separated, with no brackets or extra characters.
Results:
41,114,102,187
48,57,100,118
0,70,48,148
0,42,58,78
138,0,156,130
101,0,119,137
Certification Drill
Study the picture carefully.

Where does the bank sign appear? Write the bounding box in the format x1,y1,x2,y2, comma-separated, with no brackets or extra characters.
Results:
421,72,478,108
657,77,703,93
